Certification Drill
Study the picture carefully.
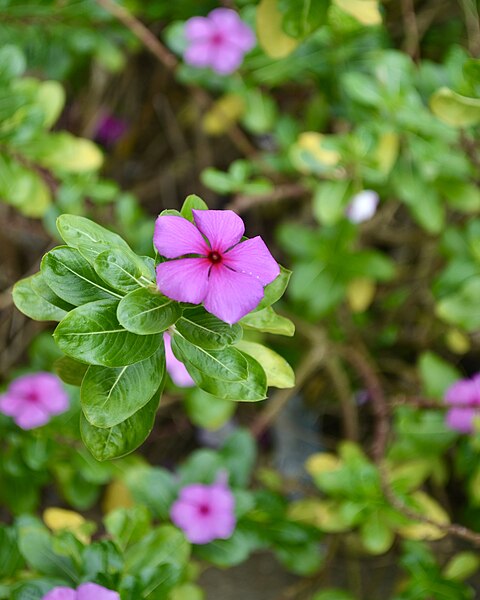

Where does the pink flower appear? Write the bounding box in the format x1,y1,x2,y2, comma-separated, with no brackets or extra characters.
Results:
154,209,280,324
346,190,379,223
170,479,236,544
0,372,69,430
444,375,480,434
164,332,194,387
42,583,119,600
184,8,255,75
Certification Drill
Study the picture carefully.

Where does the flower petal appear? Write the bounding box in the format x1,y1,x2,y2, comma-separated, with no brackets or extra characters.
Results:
212,513,236,540
192,209,244,253
446,407,477,433
0,392,26,417
445,379,476,406
209,8,242,32
210,45,244,75
231,23,256,52
154,215,209,259
164,333,194,387
203,265,264,324
184,16,214,41
42,587,77,600
77,583,120,600
184,41,214,69
34,373,69,414
156,258,210,304
223,236,280,285
15,404,51,430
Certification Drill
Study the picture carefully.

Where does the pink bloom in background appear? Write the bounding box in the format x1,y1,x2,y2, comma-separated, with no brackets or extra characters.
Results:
346,190,379,223
42,582,120,600
184,8,255,75
0,372,69,430
444,374,480,434
95,113,128,147
171,478,236,544
164,332,194,387
154,209,279,324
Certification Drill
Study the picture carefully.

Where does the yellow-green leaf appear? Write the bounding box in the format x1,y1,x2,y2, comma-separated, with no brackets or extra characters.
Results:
333,0,382,26
37,80,66,128
203,94,245,135
43,508,90,543
430,87,480,127
236,340,295,389
346,277,376,313
305,453,342,476
256,0,299,58
397,491,449,541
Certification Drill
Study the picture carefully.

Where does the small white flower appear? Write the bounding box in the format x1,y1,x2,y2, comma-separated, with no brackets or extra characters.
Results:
346,190,379,223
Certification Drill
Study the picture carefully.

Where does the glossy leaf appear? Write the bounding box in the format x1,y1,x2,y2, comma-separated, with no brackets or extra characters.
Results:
175,307,242,349
81,347,165,428
236,340,295,389
56,214,132,262
80,392,161,461
94,248,154,293
117,287,182,335
41,246,121,306
54,299,162,367
54,356,88,386
241,306,294,336
12,274,69,322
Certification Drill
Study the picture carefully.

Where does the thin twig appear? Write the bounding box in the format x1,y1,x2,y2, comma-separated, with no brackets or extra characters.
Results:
401,0,420,60
96,0,178,70
325,356,359,441
227,183,308,214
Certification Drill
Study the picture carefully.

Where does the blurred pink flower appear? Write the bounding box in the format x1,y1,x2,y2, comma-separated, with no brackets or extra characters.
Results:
95,113,128,147
346,190,379,223
444,375,480,434
184,8,255,75
164,332,194,387
154,209,279,324
170,478,236,544
43,583,119,600
0,372,69,430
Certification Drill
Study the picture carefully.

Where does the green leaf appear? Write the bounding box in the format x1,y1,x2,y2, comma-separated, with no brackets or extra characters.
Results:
104,506,151,551
418,352,461,400
185,389,236,430
279,0,330,38
436,278,480,332
256,0,300,58
56,214,132,263
236,341,295,389
35,132,103,173
178,350,267,402
81,347,165,428
430,87,480,127
94,249,154,293
360,511,395,554
175,307,242,349
54,299,162,367
0,45,26,80
441,181,480,213
16,516,77,579
241,306,295,336
0,156,52,217
170,583,205,600
0,526,23,578
117,287,182,335
12,274,69,322
443,552,480,582
41,246,121,306
125,466,178,520
313,180,351,225
171,334,249,382
37,80,65,128
312,589,355,600
124,525,190,572
195,528,252,567
256,265,291,310
180,194,208,222
54,356,88,386
80,392,161,461
220,429,257,487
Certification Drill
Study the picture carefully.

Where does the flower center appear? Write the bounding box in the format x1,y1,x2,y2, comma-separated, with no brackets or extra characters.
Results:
211,32,224,46
198,503,211,516
208,251,222,264
25,391,39,403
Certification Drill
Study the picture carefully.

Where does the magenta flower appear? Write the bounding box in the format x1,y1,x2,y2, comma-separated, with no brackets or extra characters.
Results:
42,583,119,600
346,190,379,223
184,8,255,75
0,372,69,430
164,332,194,387
95,113,128,147
154,209,280,324
444,374,480,434
170,479,236,544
